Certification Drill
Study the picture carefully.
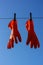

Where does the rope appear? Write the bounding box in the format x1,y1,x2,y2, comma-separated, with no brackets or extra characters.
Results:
0,17,43,19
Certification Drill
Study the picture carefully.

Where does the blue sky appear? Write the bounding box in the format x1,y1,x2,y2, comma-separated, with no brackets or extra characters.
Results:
0,0,43,65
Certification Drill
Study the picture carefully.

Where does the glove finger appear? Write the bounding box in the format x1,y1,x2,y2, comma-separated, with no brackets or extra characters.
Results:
17,31,22,42
7,39,12,49
15,37,18,43
11,38,14,48
26,32,31,45
30,39,34,48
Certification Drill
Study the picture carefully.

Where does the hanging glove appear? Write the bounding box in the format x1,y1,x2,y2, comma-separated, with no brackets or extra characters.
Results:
26,20,40,48
7,20,22,49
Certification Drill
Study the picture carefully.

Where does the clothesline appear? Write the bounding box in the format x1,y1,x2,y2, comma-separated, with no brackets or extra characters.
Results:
0,17,43,19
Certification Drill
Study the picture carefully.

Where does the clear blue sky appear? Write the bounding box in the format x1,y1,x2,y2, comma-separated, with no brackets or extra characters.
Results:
0,0,43,65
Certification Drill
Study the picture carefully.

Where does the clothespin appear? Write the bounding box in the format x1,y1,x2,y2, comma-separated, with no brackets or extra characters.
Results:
30,12,32,21
14,13,16,21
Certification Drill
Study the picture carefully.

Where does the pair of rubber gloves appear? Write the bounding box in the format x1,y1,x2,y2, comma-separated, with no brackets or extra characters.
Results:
7,19,40,49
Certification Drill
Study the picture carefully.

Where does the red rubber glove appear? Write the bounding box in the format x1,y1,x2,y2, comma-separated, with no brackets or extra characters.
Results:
7,20,22,49
26,20,40,48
